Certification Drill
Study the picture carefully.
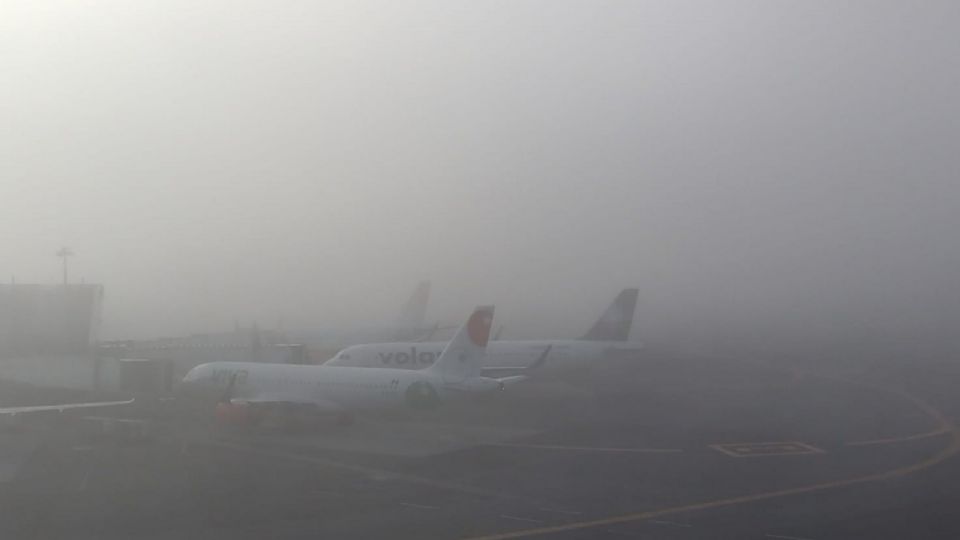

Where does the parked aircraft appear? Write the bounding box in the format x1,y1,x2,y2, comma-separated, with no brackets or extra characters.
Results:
325,288,641,376
179,305,530,426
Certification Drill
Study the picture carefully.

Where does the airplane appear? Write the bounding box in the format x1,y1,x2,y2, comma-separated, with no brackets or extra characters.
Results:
324,288,642,377
178,305,530,427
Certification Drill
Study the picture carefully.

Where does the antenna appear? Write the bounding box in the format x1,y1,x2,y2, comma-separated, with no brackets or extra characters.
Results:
55,247,74,285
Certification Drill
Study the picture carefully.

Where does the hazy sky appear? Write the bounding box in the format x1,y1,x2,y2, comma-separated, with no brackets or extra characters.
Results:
1,1,958,345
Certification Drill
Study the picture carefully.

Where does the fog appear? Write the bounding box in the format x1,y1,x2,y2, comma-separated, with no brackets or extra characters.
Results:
2,1,958,356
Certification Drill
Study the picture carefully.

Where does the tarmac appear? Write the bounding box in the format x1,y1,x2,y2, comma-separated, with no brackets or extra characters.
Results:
1,348,958,539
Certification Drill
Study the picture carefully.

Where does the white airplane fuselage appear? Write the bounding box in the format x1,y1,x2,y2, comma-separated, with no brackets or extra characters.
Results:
325,288,642,376
181,361,501,413
326,340,641,374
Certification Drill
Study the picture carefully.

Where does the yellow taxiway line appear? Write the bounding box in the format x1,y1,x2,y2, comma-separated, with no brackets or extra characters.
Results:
484,442,682,454
465,380,960,539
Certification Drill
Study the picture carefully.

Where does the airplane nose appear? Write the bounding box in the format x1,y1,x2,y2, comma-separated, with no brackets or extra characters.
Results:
182,367,201,383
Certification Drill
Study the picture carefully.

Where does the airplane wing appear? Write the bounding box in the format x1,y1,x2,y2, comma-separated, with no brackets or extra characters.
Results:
479,345,552,378
218,371,344,413
0,398,135,415
230,394,343,413
491,375,527,387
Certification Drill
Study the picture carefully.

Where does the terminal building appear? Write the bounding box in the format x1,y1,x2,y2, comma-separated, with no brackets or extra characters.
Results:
99,327,307,393
0,283,306,396
0,283,110,392
0,283,103,357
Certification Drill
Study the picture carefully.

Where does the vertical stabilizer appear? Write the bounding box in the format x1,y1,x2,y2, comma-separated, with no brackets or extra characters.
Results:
580,288,638,341
428,305,494,383
395,281,431,340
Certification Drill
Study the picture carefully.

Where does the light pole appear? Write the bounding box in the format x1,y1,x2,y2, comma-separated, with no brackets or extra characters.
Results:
56,247,74,285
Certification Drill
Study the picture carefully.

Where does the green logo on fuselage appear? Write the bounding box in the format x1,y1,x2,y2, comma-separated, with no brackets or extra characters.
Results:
404,380,440,409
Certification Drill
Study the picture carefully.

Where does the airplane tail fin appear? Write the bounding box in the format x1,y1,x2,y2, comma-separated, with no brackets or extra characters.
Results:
395,281,431,340
579,288,638,341
428,305,494,382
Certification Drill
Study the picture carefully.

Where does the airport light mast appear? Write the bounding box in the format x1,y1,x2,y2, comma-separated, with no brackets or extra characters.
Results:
56,247,74,285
